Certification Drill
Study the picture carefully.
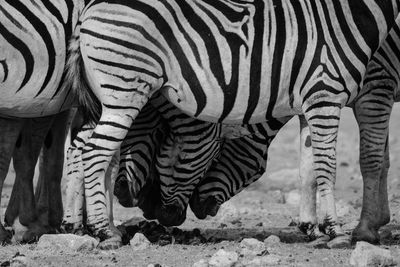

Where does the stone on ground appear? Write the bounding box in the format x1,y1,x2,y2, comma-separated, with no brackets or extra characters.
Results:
130,233,151,251
240,238,267,256
37,234,99,252
264,235,281,245
208,249,239,267
349,241,396,267
242,255,282,266
284,190,301,206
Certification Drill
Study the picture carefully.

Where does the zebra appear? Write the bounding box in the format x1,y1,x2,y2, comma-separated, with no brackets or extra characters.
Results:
64,91,257,233
62,0,400,248
0,0,87,242
191,18,400,245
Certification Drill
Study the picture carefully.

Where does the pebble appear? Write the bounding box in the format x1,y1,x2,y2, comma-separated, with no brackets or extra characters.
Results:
349,241,396,267
192,259,209,267
264,235,281,245
208,249,238,267
284,190,300,206
130,233,151,251
242,255,282,266
240,238,267,256
36,234,99,252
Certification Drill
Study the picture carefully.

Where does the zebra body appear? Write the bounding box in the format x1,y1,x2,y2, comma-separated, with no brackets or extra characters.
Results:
193,18,400,244
65,0,400,246
0,0,85,243
0,0,85,117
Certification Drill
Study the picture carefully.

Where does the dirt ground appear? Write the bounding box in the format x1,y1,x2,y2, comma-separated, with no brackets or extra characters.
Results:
1,107,400,266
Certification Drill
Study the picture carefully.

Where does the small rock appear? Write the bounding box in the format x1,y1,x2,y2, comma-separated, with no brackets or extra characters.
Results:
349,241,396,267
192,259,208,267
284,190,300,206
242,255,282,266
208,249,238,267
240,238,266,256
342,221,359,233
264,235,280,245
130,233,151,251
37,234,99,252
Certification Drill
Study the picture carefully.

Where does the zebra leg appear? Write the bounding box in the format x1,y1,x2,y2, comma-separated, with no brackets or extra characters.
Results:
352,89,394,244
7,117,54,243
297,116,329,246
304,105,350,248
32,110,72,238
81,109,139,249
0,118,24,244
105,152,122,239
63,124,94,233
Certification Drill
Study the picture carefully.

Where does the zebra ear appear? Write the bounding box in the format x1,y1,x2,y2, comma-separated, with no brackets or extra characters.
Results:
220,125,251,139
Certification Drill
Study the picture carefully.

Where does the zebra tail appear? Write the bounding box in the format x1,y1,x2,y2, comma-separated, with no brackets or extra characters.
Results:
63,26,101,126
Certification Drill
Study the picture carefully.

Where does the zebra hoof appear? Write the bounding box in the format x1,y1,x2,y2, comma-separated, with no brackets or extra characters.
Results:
98,235,122,250
157,205,187,227
22,223,51,243
352,221,380,244
327,235,351,249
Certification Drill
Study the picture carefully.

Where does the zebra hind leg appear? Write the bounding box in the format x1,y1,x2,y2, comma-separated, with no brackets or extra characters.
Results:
352,88,394,244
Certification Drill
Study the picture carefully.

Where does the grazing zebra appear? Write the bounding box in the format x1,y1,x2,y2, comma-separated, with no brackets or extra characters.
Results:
0,0,86,242
63,0,400,248
64,92,228,237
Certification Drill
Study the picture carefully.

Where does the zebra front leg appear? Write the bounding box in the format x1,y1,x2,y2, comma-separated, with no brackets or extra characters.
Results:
35,110,72,234
63,124,94,233
352,91,393,244
304,105,350,248
297,116,329,247
0,118,24,244
82,110,137,249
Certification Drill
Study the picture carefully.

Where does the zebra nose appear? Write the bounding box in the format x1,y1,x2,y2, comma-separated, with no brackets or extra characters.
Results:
157,204,186,227
190,194,221,219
